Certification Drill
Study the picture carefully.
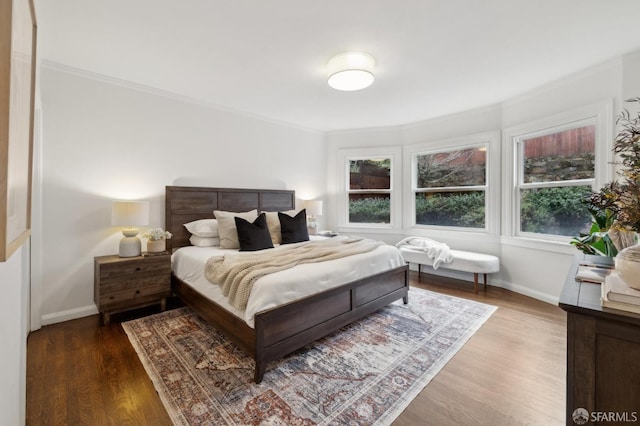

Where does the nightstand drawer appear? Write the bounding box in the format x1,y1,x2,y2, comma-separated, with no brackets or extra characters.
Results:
98,258,170,284
99,273,170,295
99,268,170,289
100,282,172,310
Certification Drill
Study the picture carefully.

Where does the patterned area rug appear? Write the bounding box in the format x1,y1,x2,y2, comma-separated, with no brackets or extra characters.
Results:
123,287,496,425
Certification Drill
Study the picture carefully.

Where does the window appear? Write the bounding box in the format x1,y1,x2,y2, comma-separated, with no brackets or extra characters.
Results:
348,158,391,224
515,121,595,237
413,145,487,229
404,132,499,234
337,146,401,230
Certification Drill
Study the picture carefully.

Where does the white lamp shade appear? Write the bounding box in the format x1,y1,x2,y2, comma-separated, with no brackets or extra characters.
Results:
111,201,150,227
304,200,323,217
327,52,375,91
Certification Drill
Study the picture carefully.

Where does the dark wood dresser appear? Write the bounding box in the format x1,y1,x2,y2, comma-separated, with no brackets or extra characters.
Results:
559,254,640,425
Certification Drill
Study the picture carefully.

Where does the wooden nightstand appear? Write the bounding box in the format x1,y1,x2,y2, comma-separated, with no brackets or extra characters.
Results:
94,253,171,325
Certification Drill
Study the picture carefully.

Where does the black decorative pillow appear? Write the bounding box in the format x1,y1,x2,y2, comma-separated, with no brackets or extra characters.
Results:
234,213,274,252
279,209,309,244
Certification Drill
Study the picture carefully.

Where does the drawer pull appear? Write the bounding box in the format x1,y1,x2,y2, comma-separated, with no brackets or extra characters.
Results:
135,290,140,294
109,296,114,300
135,267,141,271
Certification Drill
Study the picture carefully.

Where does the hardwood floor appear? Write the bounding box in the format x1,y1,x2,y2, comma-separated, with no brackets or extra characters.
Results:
397,274,566,426
26,272,566,425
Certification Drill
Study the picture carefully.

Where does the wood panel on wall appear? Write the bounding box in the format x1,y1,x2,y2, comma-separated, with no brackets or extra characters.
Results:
0,0,37,262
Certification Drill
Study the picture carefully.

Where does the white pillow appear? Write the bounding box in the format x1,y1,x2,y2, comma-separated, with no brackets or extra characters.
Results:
189,235,220,247
214,209,258,249
264,210,298,245
184,219,219,238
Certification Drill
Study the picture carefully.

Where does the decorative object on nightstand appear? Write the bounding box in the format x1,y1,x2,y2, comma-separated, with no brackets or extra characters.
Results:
143,227,172,254
94,253,171,325
317,230,338,237
112,200,150,257
304,200,323,235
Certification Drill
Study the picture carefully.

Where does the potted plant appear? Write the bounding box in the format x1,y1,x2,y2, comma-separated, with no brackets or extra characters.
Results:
143,228,172,253
576,97,640,288
571,204,618,257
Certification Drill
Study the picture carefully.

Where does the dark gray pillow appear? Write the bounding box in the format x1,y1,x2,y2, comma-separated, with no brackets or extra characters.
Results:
235,213,274,251
279,209,309,244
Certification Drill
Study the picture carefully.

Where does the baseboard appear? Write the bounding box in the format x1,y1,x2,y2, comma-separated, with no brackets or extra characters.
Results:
491,280,559,305
40,304,99,327
409,264,560,305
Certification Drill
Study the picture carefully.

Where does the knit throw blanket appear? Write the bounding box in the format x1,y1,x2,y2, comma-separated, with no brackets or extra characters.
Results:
205,237,384,310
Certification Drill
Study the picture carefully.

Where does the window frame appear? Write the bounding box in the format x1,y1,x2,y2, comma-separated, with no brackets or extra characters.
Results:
337,146,402,231
413,143,488,231
502,101,613,246
347,157,392,225
403,132,500,235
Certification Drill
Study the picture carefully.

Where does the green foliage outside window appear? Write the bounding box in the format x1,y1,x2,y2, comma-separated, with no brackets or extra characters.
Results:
349,197,390,223
520,186,593,236
415,192,485,228
348,181,592,234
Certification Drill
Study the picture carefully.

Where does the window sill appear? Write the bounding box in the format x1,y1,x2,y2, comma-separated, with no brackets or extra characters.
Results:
337,225,401,235
500,235,578,255
337,225,581,256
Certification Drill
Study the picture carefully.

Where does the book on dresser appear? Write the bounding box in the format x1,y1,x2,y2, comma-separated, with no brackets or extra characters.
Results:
601,271,640,314
575,262,612,283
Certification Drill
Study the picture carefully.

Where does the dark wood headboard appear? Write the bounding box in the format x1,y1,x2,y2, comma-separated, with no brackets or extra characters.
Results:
165,186,295,250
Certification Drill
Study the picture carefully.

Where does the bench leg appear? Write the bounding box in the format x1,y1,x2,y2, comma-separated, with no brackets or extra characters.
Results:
484,273,488,292
418,263,421,282
473,273,478,293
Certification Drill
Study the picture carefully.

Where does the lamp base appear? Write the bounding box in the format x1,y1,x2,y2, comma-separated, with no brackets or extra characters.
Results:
307,218,318,235
119,233,142,258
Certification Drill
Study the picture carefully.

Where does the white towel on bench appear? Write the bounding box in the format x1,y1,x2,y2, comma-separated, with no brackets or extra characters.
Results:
396,237,453,269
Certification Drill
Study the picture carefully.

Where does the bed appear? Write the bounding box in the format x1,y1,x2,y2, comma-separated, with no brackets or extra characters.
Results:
165,186,409,383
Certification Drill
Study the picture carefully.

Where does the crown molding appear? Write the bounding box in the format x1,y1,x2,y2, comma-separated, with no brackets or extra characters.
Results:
40,60,324,135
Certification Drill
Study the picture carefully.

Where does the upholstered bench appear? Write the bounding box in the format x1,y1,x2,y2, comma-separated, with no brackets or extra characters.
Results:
399,246,500,293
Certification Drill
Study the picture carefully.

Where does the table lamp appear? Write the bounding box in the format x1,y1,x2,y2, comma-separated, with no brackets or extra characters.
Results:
304,200,323,235
112,200,150,257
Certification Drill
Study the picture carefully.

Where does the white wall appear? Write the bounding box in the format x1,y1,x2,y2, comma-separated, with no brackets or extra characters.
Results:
0,243,29,425
326,55,631,303
498,58,622,301
32,51,640,320
37,65,326,324
623,51,640,118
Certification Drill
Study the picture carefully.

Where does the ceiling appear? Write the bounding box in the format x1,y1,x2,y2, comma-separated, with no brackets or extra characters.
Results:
35,0,640,132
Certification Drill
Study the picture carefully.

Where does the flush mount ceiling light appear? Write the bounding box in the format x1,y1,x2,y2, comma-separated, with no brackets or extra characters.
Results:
327,52,375,91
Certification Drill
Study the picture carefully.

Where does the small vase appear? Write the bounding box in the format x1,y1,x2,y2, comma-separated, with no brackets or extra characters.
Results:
608,229,638,252
147,239,166,253
615,243,640,290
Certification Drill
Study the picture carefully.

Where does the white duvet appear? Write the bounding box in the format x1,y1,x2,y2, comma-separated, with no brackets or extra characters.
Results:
171,236,405,328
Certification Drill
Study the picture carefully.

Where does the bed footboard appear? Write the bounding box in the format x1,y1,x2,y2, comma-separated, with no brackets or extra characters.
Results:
253,264,409,383
172,277,257,356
